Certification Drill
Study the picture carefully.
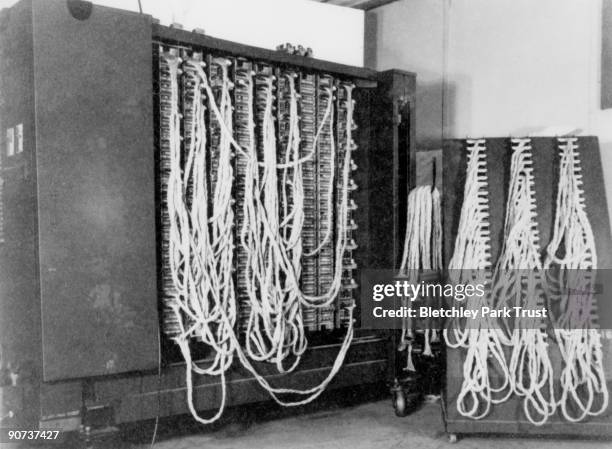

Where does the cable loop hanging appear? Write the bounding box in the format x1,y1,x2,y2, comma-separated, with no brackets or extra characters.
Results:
161,50,357,423
544,137,608,422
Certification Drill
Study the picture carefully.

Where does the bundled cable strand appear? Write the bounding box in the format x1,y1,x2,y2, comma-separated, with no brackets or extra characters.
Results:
492,138,555,425
544,136,608,422
197,64,352,308
397,186,442,368
241,70,306,373
443,139,513,420
398,186,441,274
160,50,357,422
222,69,357,404
444,139,492,347
232,80,356,406
336,83,359,328
161,53,237,424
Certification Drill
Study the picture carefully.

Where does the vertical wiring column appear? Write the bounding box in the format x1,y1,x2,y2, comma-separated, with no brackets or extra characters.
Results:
315,74,335,330
336,82,358,328
208,57,225,199
277,67,294,273
545,137,609,422
158,46,181,339
153,43,360,421
180,50,201,341
493,138,555,425
444,139,513,420
233,57,254,334
298,73,318,332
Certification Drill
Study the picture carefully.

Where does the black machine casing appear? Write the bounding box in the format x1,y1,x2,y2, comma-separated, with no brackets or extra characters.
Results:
0,0,415,431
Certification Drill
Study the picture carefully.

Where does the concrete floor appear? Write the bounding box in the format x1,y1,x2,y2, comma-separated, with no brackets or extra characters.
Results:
134,400,611,449
3,398,610,448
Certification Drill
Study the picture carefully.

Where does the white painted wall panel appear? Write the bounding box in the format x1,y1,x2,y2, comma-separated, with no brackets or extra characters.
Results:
0,0,364,66
371,0,612,228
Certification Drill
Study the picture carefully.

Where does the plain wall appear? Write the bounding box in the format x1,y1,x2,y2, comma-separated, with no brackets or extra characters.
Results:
366,0,445,147
0,0,364,66
368,0,612,229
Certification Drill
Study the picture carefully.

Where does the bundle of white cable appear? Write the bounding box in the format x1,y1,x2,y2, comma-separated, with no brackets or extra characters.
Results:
544,137,608,422
398,186,441,274
195,63,355,307
444,139,492,348
444,139,513,420
397,185,442,365
239,73,307,373
164,55,237,424
163,53,356,422
492,138,555,425
234,76,355,405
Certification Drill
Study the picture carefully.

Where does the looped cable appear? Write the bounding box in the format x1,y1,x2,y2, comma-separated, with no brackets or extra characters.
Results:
544,137,608,422
161,51,357,422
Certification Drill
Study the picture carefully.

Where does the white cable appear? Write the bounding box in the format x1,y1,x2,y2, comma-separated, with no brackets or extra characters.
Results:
544,136,608,422
444,139,492,347
444,139,513,420
397,186,442,368
241,73,307,372
164,54,236,424
161,52,356,421
492,138,556,426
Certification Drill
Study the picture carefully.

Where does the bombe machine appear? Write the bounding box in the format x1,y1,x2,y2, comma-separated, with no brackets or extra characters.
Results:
0,0,415,441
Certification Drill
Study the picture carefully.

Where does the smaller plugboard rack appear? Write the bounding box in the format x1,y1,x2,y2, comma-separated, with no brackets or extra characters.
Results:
441,137,612,440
